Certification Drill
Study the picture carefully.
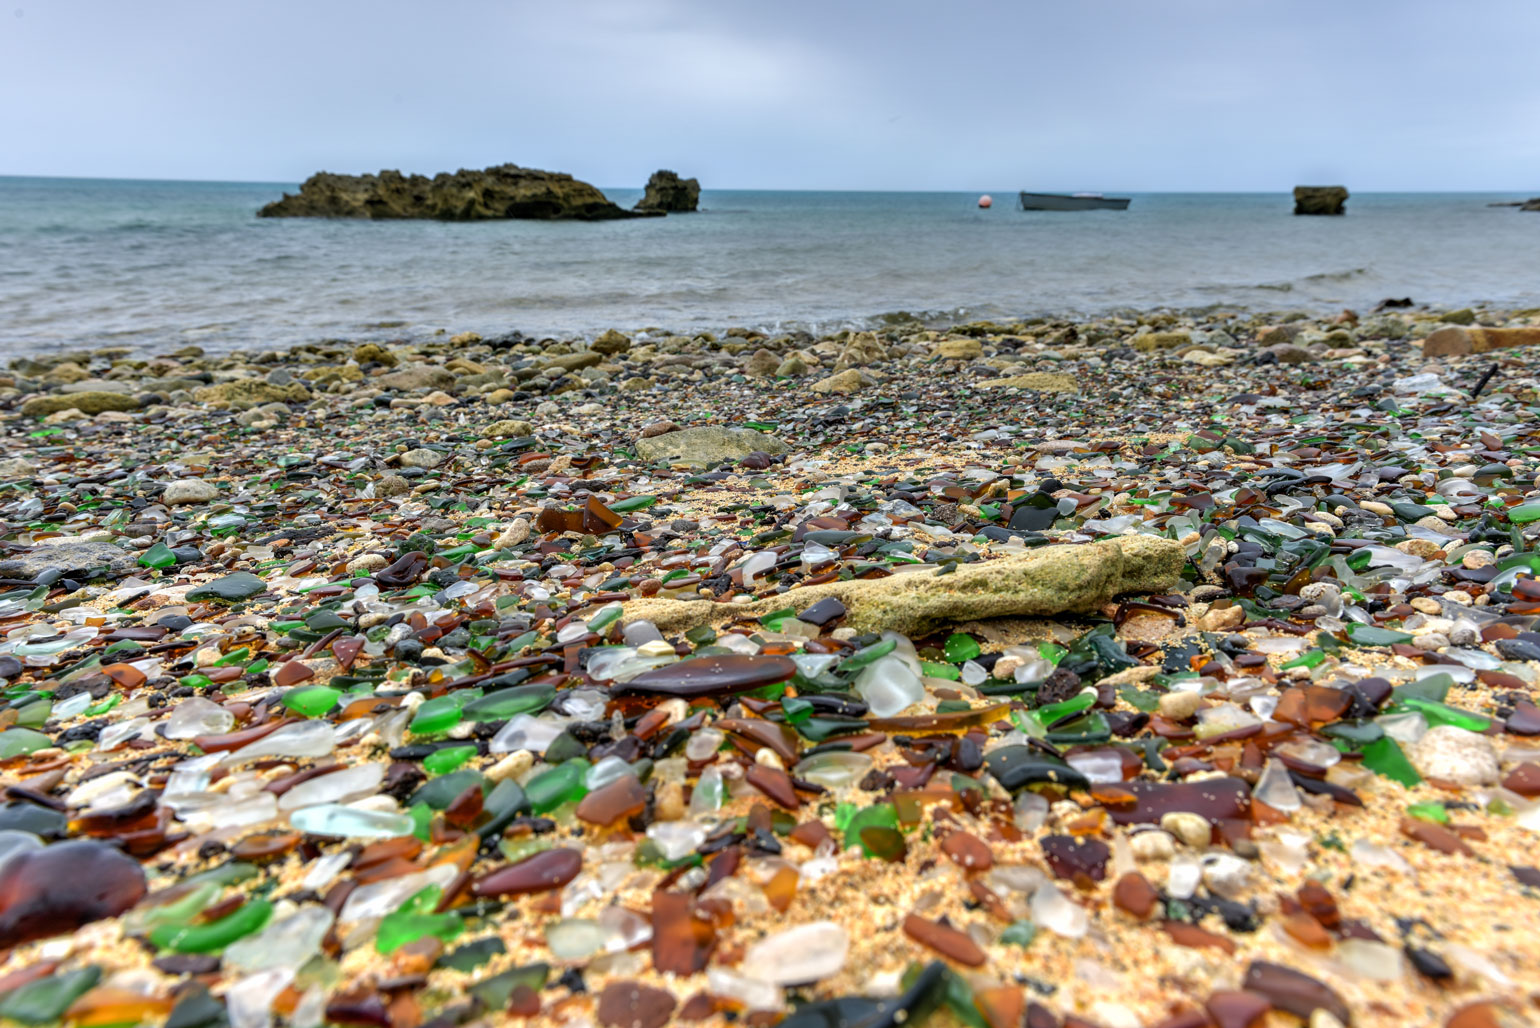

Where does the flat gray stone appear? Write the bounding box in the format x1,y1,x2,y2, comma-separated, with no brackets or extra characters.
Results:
634,426,789,466
0,542,136,581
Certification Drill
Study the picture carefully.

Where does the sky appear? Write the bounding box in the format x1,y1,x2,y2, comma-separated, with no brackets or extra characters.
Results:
3,0,1539,191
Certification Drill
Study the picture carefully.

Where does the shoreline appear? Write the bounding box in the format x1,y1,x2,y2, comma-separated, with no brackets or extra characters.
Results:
1,303,1538,1028
9,300,1540,366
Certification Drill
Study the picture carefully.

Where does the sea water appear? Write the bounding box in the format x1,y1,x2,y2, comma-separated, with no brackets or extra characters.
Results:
3,176,1538,355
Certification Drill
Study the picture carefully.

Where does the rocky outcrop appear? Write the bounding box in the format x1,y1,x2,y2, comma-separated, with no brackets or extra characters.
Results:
1293,186,1348,216
259,165,656,221
634,170,700,213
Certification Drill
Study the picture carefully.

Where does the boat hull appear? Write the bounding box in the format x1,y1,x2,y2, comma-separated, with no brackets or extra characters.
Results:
1018,192,1130,211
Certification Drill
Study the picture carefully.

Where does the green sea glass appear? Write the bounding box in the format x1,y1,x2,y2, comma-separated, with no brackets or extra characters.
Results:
376,886,464,954
150,899,273,953
526,759,590,814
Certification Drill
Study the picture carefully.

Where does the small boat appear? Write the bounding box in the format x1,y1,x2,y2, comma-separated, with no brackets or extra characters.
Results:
1018,191,1130,211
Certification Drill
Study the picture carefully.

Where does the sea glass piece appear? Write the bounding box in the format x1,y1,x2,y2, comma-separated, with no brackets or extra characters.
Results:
409,694,465,735
462,683,556,721
281,686,341,718
526,759,590,814
139,542,176,569
376,886,463,954
472,848,584,897
0,728,50,758
289,804,414,838
1099,778,1251,826
854,655,924,718
223,906,333,973
1273,686,1353,728
985,745,1090,793
1241,961,1352,1025
618,654,797,698
1030,882,1088,938
843,803,899,857
1254,758,1303,812
64,986,173,1028
0,840,147,947
651,891,716,973
163,697,235,739
226,720,336,763
943,633,981,664
793,751,873,790
575,775,647,826
488,713,569,755
278,764,386,811
1040,835,1110,884
1361,736,1421,787
150,899,273,953
1345,623,1413,646
423,745,477,776
901,913,986,966
0,967,101,1025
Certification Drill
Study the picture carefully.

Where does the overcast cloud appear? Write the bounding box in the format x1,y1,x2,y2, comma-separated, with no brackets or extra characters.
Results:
4,0,1538,189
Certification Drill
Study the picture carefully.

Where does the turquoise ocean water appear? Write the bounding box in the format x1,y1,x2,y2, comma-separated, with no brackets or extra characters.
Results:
1,176,1537,354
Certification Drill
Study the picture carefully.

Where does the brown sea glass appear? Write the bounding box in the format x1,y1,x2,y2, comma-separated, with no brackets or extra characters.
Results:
867,703,1011,735
1241,961,1351,1025
744,764,800,809
597,982,676,1028
0,839,147,947
471,848,583,897
1272,686,1352,728
575,776,647,826
1112,872,1159,919
939,830,993,871
650,891,716,974
1099,778,1251,826
1203,990,1270,1028
717,719,802,764
1163,921,1236,954
901,913,986,966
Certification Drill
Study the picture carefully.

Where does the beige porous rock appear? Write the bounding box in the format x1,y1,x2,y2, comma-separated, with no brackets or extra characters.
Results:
976,373,1079,394
618,534,1186,636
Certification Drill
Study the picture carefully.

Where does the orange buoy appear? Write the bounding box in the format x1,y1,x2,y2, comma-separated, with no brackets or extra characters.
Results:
978,195,993,208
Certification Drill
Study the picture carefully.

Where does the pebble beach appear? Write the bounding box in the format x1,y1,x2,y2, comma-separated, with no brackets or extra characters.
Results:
1,305,1539,1028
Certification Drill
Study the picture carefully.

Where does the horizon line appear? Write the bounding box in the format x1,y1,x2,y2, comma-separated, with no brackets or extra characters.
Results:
0,172,1535,196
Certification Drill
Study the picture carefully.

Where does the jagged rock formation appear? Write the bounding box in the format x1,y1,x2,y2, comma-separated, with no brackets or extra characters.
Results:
634,170,700,213
1293,185,1348,215
258,164,656,221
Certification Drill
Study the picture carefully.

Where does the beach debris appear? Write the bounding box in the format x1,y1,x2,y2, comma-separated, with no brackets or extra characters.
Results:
0,304,1537,1028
